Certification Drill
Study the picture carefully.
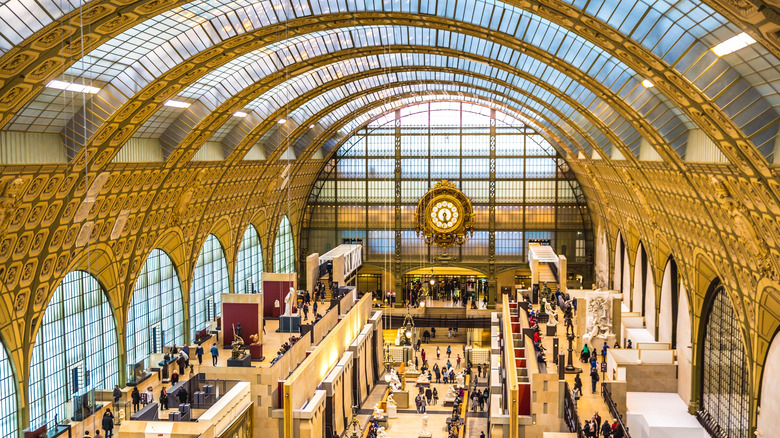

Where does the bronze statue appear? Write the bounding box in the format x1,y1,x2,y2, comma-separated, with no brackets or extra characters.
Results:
231,324,245,359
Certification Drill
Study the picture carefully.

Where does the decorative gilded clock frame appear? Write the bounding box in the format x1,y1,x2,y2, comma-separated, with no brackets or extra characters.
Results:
415,180,475,250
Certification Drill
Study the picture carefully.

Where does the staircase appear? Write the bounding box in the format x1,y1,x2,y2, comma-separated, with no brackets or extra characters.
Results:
538,264,557,284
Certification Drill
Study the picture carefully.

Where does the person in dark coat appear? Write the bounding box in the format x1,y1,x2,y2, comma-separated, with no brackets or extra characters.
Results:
425,387,432,404
160,387,169,410
112,385,121,405
102,409,114,437
131,387,141,412
177,387,189,405
590,367,600,394
195,344,204,365
601,420,612,437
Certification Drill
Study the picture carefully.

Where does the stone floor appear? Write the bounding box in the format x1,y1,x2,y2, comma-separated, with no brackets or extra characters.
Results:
356,333,489,437
540,306,612,431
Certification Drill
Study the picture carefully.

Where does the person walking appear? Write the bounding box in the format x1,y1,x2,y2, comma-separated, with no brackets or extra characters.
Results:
447,345,452,358
171,369,179,384
144,386,154,405
436,346,441,359
131,387,141,413
574,374,583,393
432,387,438,405
195,344,204,365
590,367,600,394
425,387,432,404
456,354,461,369
210,343,219,366
177,353,186,375
431,327,436,339
102,409,114,437
601,420,612,438
421,349,426,363
177,386,189,405
573,386,581,407
112,385,121,405
160,388,169,410
303,303,309,320
601,342,610,362
415,394,422,413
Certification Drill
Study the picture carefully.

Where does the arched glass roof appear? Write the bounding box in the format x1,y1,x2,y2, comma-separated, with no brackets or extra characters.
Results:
1,0,779,165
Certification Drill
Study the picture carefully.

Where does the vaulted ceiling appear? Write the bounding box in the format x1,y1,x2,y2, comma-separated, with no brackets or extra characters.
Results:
1,1,780,428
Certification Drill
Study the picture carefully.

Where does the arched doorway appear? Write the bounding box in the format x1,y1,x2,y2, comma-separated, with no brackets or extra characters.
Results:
658,257,679,346
697,280,750,438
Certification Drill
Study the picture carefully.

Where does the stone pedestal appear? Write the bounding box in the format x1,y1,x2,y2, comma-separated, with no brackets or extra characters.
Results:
387,404,397,418
278,314,301,333
227,354,252,367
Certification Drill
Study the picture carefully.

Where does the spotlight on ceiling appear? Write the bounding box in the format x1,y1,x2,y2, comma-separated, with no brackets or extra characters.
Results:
233,111,248,118
46,80,100,94
164,100,191,109
641,79,654,89
712,32,756,57
278,118,287,124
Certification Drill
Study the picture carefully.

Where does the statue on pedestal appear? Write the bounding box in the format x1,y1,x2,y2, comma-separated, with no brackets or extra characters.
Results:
583,291,613,348
231,324,245,359
421,414,429,434
372,403,384,418
564,304,574,336
284,287,296,316
546,299,558,325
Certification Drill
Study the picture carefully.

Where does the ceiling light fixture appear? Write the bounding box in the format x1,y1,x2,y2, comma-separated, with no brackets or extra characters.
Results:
233,111,248,118
641,79,654,88
309,124,315,129
46,80,100,94
278,118,287,124
712,32,756,56
164,100,191,109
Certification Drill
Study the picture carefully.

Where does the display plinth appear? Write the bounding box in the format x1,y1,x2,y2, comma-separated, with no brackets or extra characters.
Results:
278,314,301,333
227,354,252,367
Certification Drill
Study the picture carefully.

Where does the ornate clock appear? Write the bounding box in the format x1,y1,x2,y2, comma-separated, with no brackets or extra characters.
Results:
415,180,475,250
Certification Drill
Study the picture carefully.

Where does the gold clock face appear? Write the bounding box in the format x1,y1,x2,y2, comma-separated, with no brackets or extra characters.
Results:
427,196,463,232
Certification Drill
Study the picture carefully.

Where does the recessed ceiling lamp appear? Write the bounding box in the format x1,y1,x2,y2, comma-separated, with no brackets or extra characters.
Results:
309,124,315,129
233,111,248,117
164,100,191,109
641,79,654,88
712,32,756,56
46,80,100,94
278,118,287,124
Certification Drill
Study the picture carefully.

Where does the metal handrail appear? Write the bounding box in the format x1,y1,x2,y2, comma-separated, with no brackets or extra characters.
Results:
601,383,630,438
562,382,584,438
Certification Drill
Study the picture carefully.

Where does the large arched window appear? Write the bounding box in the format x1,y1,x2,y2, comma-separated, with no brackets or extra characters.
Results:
235,225,264,293
127,249,185,375
699,281,750,438
274,216,295,273
29,271,119,430
0,341,17,437
190,234,229,339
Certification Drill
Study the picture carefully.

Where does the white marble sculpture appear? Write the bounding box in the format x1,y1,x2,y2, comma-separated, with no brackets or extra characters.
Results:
386,393,398,418
283,287,296,316
416,373,429,384
545,299,558,325
455,372,465,388
583,290,613,348
372,403,384,418
406,359,417,372
388,369,403,392
421,414,429,434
